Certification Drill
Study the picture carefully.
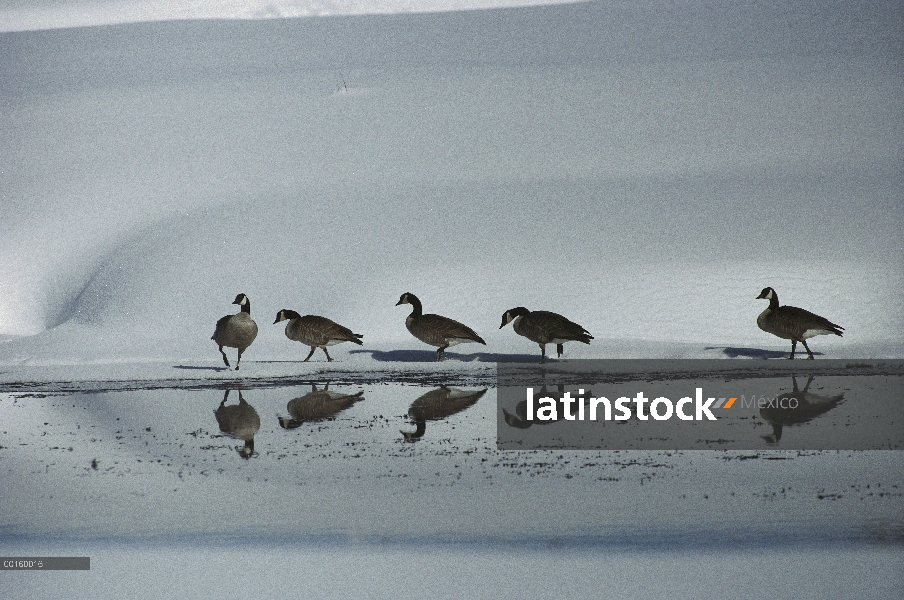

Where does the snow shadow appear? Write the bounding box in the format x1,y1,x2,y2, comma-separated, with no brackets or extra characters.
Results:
173,365,232,372
349,349,542,363
708,347,813,359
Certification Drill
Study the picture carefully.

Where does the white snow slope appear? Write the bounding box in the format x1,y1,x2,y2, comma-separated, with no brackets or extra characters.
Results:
1,1,901,376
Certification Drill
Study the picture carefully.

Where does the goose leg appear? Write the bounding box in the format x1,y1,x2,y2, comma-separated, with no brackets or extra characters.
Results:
556,343,564,358
303,347,316,362
218,346,230,368
235,349,243,370
801,340,815,360
539,344,546,363
788,340,797,359
322,347,333,362
802,375,815,391
436,344,449,361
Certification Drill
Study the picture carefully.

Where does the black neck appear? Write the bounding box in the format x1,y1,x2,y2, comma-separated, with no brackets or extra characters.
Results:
408,295,423,318
406,419,426,439
240,302,251,314
768,293,779,310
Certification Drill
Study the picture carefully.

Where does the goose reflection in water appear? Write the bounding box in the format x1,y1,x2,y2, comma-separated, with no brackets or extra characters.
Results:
278,384,365,430
503,384,560,429
760,375,845,444
214,389,261,459
401,386,487,441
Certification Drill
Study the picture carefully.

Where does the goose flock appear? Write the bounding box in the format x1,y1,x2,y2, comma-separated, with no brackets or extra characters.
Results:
211,287,844,368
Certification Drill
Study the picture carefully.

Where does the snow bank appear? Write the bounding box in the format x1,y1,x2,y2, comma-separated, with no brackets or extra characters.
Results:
0,0,583,33
1,1,901,367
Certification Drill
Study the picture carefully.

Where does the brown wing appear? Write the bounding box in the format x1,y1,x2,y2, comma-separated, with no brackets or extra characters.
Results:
408,314,486,346
211,313,233,340
407,388,487,420
281,389,365,428
295,315,364,346
768,306,844,339
519,311,593,344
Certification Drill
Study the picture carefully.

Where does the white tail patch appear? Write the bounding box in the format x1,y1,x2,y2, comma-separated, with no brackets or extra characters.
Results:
802,328,834,339
447,338,479,346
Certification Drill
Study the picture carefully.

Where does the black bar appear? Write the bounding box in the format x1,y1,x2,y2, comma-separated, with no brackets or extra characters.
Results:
497,359,904,450
1,558,90,570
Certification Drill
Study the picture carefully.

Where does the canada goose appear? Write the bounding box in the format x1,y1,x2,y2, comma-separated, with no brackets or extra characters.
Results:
401,386,487,441
214,389,261,459
502,384,566,429
395,292,486,361
274,309,363,362
211,293,258,370
500,307,593,362
278,384,365,429
760,375,845,444
756,287,843,359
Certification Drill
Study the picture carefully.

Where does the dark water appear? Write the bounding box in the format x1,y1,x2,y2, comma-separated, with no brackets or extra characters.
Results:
0,380,902,549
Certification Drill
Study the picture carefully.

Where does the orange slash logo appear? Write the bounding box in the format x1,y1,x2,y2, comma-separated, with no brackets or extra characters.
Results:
713,397,737,409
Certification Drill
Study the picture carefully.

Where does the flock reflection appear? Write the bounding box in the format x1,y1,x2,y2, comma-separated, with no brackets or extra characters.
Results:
210,384,486,459
208,374,848,459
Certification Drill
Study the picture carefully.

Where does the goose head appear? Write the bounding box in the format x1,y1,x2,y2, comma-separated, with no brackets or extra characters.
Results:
396,292,418,306
500,307,530,328
273,309,301,324
232,293,250,306
756,287,775,301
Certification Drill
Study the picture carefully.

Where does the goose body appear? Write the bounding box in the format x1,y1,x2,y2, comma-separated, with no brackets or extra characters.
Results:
274,309,363,362
401,386,487,441
278,384,365,429
756,287,843,359
214,390,261,459
211,293,258,370
500,307,593,362
396,292,486,361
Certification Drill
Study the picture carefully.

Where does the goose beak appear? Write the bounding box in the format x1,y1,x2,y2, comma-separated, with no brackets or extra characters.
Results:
395,299,405,306
756,290,768,299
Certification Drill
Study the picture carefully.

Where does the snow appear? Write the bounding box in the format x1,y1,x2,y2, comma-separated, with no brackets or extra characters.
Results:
0,0,584,33
1,1,903,597
1,16,901,358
